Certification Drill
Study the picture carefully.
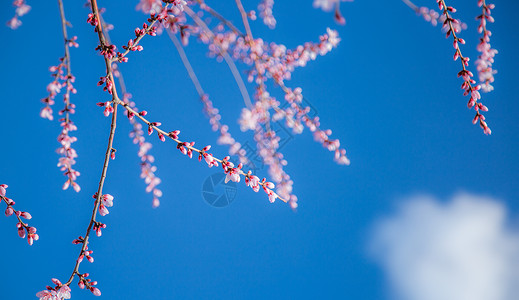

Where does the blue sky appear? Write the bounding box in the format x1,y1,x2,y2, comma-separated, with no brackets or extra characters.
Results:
1,1,519,299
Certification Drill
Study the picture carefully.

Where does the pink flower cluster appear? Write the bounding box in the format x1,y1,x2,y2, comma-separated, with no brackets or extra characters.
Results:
137,0,186,14
77,273,101,296
94,193,114,216
476,1,497,93
417,6,440,26
36,278,71,300
6,0,30,30
404,1,466,33
1,184,38,245
437,0,490,135
258,0,276,29
241,28,340,85
238,30,347,207
40,56,77,121
40,33,80,193
136,0,163,14
184,4,349,208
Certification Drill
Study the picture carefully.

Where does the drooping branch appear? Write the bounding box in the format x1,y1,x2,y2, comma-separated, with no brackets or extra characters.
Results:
436,0,490,134
116,98,286,204
475,0,497,93
1,184,38,245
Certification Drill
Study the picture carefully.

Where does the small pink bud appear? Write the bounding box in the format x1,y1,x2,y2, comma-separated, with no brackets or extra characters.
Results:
5,207,14,217
20,211,32,219
18,227,26,238
91,287,101,296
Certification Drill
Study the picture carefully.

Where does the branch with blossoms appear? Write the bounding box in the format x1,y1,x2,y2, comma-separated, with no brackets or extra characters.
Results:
37,0,121,297
37,2,288,298
40,0,81,193
6,0,31,29
190,1,297,207
97,11,164,207
0,0,497,298
437,0,490,134
117,99,284,202
1,184,38,245
179,1,350,208
402,0,440,26
475,0,497,93
401,0,467,32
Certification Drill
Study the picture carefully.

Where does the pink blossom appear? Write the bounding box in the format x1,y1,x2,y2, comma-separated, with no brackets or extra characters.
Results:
6,16,21,29
258,0,276,29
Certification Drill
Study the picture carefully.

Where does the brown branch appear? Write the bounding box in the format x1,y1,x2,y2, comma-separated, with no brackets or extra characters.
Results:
63,0,120,287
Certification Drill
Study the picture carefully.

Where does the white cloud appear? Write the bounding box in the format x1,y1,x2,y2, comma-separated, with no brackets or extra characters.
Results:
370,193,519,300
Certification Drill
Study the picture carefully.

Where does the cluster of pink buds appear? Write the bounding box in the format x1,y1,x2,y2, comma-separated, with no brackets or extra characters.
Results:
69,224,103,295
148,121,162,135
93,221,107,237
41,58,69,121
93,193,114,216
97,75,114,94
258,0,276,29
40,58,81,191
58,95,80,192
245,170,260,192
1,184,38,245
242,28,340,86
96,43,117,60
417,6,440,26
222,156,243,183
136,0,163,14
476,1,497,93
177,140,196,158
112,5,176,63
67,36,79,48
86,13,99,30
78,248,93,264
97,101,114,116
199,145,219,168
6,0,30,30
78,273,101,296
78,248,94,263
138,22,157,37
260,178,278,203
36,278,71,300
191,3,348,208
163,0,187,12
122,38,144,52
437,0,490,134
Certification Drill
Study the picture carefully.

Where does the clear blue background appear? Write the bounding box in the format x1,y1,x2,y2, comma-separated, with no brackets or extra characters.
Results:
1,0,518,299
